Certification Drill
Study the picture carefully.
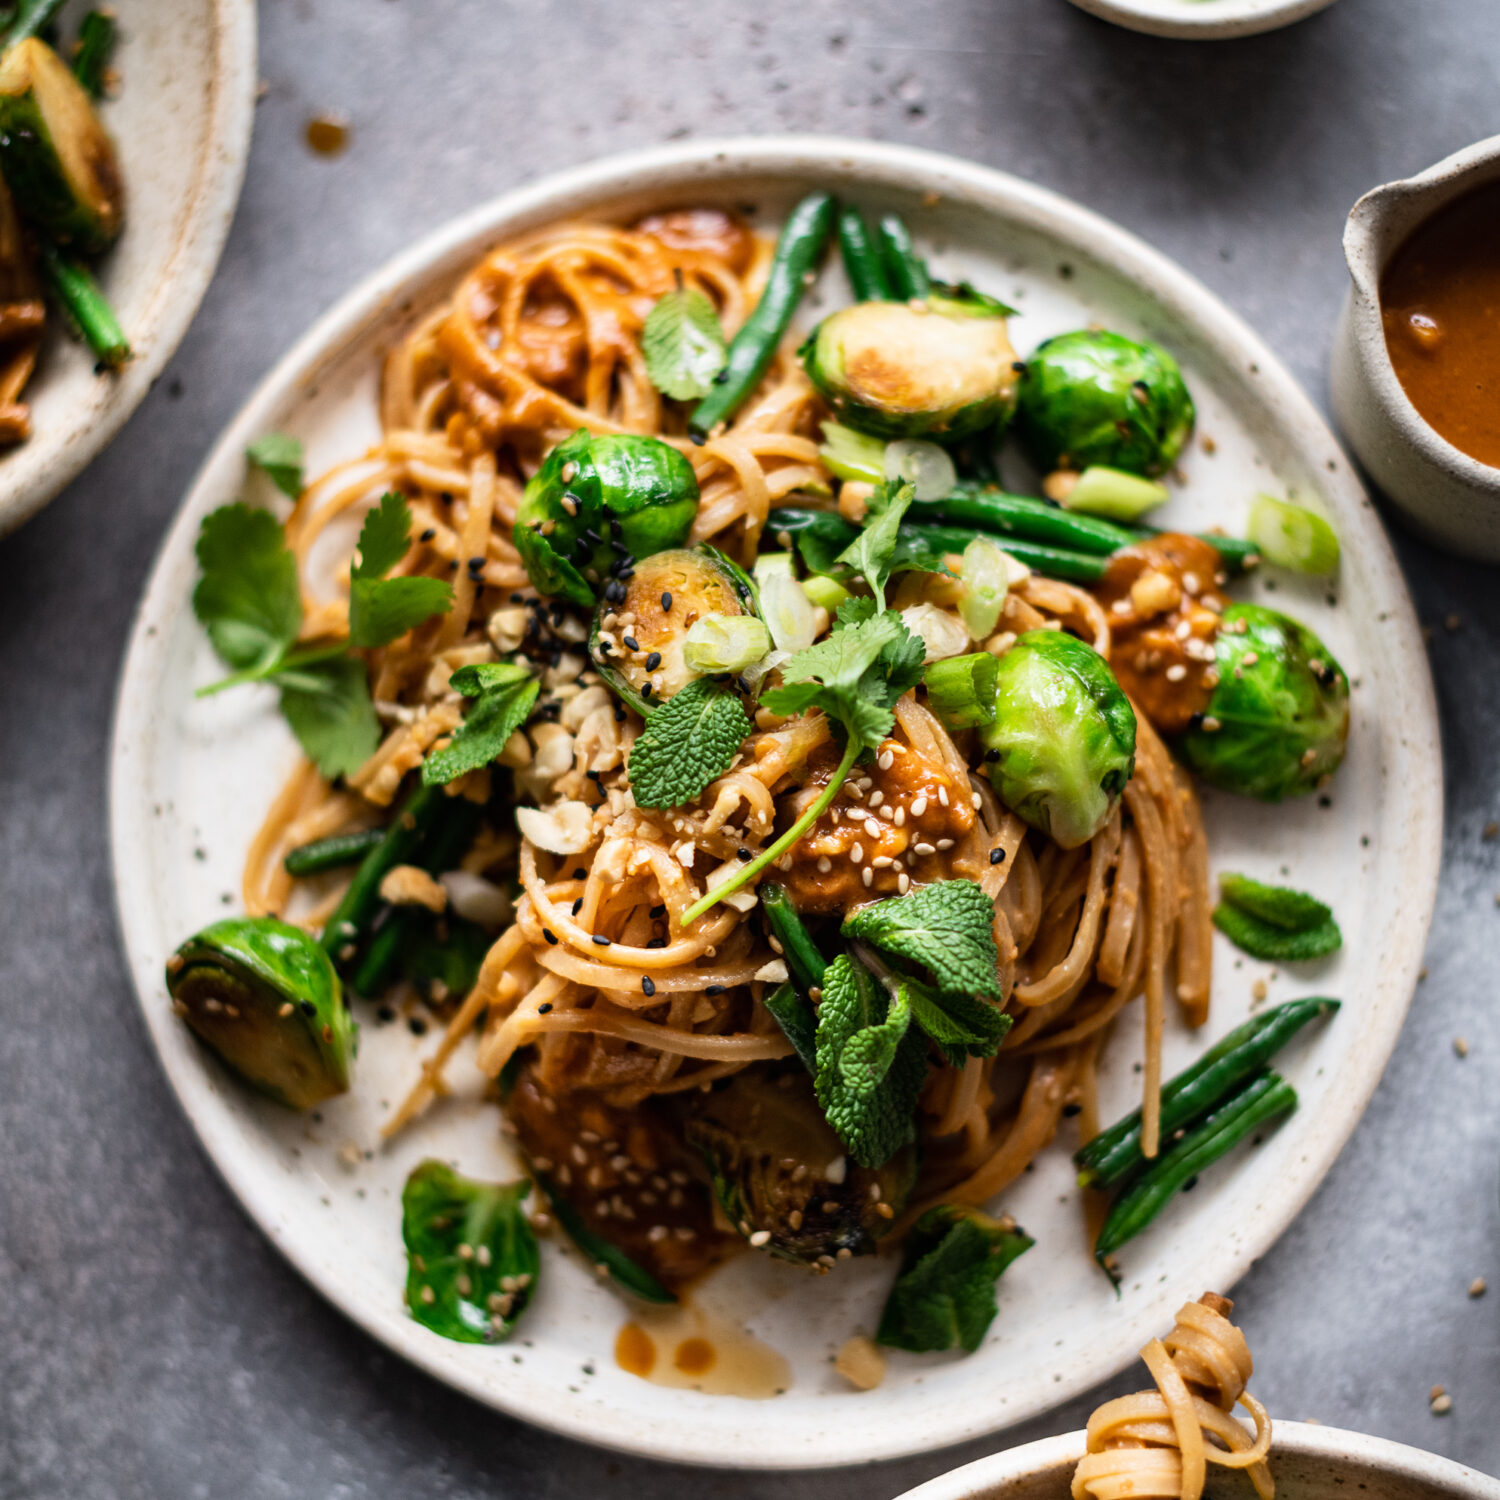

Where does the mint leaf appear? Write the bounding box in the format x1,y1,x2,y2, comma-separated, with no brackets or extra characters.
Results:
876,1203,1033,1353
246,432,305,500
628,677,752,809
422,662,539,787
843,879,1005,1002
1218,872,1334,933
1212,903,1342,962
348,492,453,649
276,655,380,779
642,284,727,401
814,953,927,1169
902,978,1011,1068
402,1161,539,1343
836,478,914,606
193,503,302,672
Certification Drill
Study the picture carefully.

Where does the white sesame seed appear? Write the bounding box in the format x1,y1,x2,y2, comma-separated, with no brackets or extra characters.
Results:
898,874,911,893
1165,664,1188,682
937,786,949,806
878,750,894,770
1202,716,1222,732
817,855,832,873
972,792,982,809
419,1285,436,1305
872,855,893,869
476,1245,492,1267
748,1229,772,1247
850,844,863,864
936,838,954,851
862,866,873,887
894,808,906,826
868,791,884,808
913,841,936,857
910,796,928,817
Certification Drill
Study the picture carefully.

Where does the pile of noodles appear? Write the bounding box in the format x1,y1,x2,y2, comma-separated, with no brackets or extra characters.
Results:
239,214,1214,1228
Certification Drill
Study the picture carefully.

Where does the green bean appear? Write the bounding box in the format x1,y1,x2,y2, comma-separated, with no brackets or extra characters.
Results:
912,487,1139,556
903,521,1110,584
283,828,386,878
689,191,835,442
760,882,829,991
73,10,117,98
319,783,446,958
0,0,66,46
763,982,817,1075
535,1173,676,1303
38,244,129,370
1075,997,1338,1191
837,206,893,303
875,213,931,300
1094,1072,1297,1268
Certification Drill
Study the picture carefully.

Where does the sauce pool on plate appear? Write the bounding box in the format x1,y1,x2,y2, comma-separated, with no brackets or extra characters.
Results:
614,1301,790,1399
1380,180,1500,468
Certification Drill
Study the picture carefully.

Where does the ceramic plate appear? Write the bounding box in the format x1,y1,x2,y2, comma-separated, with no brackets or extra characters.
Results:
895,1422,1500,1500
1066,0,1339,39
109,138,1440,1469
0,0,257,536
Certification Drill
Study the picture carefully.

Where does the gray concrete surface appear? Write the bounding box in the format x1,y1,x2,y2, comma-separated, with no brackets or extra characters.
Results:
2,1,1498,1494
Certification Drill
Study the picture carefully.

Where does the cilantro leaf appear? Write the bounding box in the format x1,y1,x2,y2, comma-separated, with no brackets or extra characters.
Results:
843,880,1006,1002
276,655,380,779
422,662,540,786
401,1160,539,1343
192,503,302,672
876,1203,1033,1353
642,284,728,401
628,677,752,809
902,978,1012,1068
836,478,914,606
1218,872,1334,932
246,432,305,500
814,953,927,1169
348,493,453,649
1212,903,1342,962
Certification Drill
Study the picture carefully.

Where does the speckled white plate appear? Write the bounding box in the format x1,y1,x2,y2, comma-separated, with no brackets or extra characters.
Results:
0,0,257,536
895,1422,1500,1500
108,138,1440,1469
1066,0,1339,39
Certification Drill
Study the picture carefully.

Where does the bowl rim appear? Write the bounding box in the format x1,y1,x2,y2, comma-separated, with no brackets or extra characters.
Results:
894,1421,1500,1500
1065,0,1339,40
1342,133,1500,493
0,0,259,538
109,133,1443,1469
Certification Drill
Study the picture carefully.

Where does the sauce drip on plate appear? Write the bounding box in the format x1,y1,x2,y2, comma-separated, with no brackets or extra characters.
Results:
615,1301,790,1398
1380,180,1500,468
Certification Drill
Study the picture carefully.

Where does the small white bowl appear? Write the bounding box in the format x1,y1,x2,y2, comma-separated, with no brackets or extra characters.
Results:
896,1422,1500,1500
1330,136,1500,559
0,0,258,537
1066,0,1338,39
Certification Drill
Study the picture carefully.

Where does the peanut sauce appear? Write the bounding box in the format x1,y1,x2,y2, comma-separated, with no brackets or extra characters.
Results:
780,737,975,914
614,1301,791,1398
634,207,754,274
505,1066,733,1288
1380,180,1500,468
1097,533,1225,735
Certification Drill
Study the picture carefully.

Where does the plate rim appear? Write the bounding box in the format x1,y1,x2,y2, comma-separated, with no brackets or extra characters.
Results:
0,0,259,537
108,134,1442,1469
1065,0,1339,39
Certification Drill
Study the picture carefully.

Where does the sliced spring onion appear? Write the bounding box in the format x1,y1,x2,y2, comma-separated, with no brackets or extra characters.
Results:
752,552,797,585
755,568,817,654
1246,493,1340,575
682,613,773,674
957,536,1014,641
884,438,957,502
802,573,852,613
818,419,887,484
1060,465,1170,522
923,652,999,730
899,603,970,663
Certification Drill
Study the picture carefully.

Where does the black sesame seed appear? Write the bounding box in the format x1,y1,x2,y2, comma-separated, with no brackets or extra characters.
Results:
706,984,725,996
419,527,436,543
649,905,666,919
641,683,654,700
409,1016,428,1036
573,868,587,880
660,592,673,611
543,930,558,945
613,705,627,722
989,847,1006,865
644,651,662,672
377,1004,397,1023
468,554,486,571
617,567,634,581
641,976,656,997
510,592,526,604
1061,1102,1082,1118
735,847,752,862
300,1000,317,1018
571,898,584,915
623,635,640,652
538,1002,553,1014
983,748,1000,763
1181,1174,1199,1193
592,934,611,947
646,937,667,949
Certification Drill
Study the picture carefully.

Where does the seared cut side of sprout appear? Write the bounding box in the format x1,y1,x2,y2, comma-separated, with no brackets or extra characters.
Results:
166,916,355,1110
590,545,758,714
0,37,122,253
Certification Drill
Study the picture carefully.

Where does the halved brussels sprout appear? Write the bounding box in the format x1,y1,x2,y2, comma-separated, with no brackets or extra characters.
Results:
513,429,700,608
1176,602,1349,801
686,1069,917,1265
980,630,1137,848
166,916,355,1110
0,38,123,254
1016,329,1194,477
589,544,759,714
802,286,1020,442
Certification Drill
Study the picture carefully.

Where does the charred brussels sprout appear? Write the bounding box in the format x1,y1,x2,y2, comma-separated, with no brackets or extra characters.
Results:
513,429,700,607
980,631,1137,848
589,544,759,714
1016,329,1194,477
802,286,1020,442
1176,603,1349,801
166,916,355,1109
686,1070,917,1265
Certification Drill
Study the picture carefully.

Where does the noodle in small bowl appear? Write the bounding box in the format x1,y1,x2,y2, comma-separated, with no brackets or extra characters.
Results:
109,138,1439,1469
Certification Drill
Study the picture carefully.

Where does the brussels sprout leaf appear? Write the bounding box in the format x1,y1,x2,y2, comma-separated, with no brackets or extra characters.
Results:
628,677,752,809
642,283,728,401
836,479,914,607
876,1203,1033,1353
193,503,302,673
422,662,539,786
401,1161,539,1343
246,432,305,499
277,655,381,780
813,953,927,1169
1218,872,1333,932
348,492,453,649
842,879,1006,1002
1212,903,1341,962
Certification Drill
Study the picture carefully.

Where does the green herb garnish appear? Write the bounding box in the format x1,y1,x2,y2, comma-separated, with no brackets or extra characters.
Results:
835,478,914,608
1213,872,1341,961
245,431,305,499
349,492,454,649
628,676,752,810
642,281,728,401
843,880,1005,1002
422,661,539,787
